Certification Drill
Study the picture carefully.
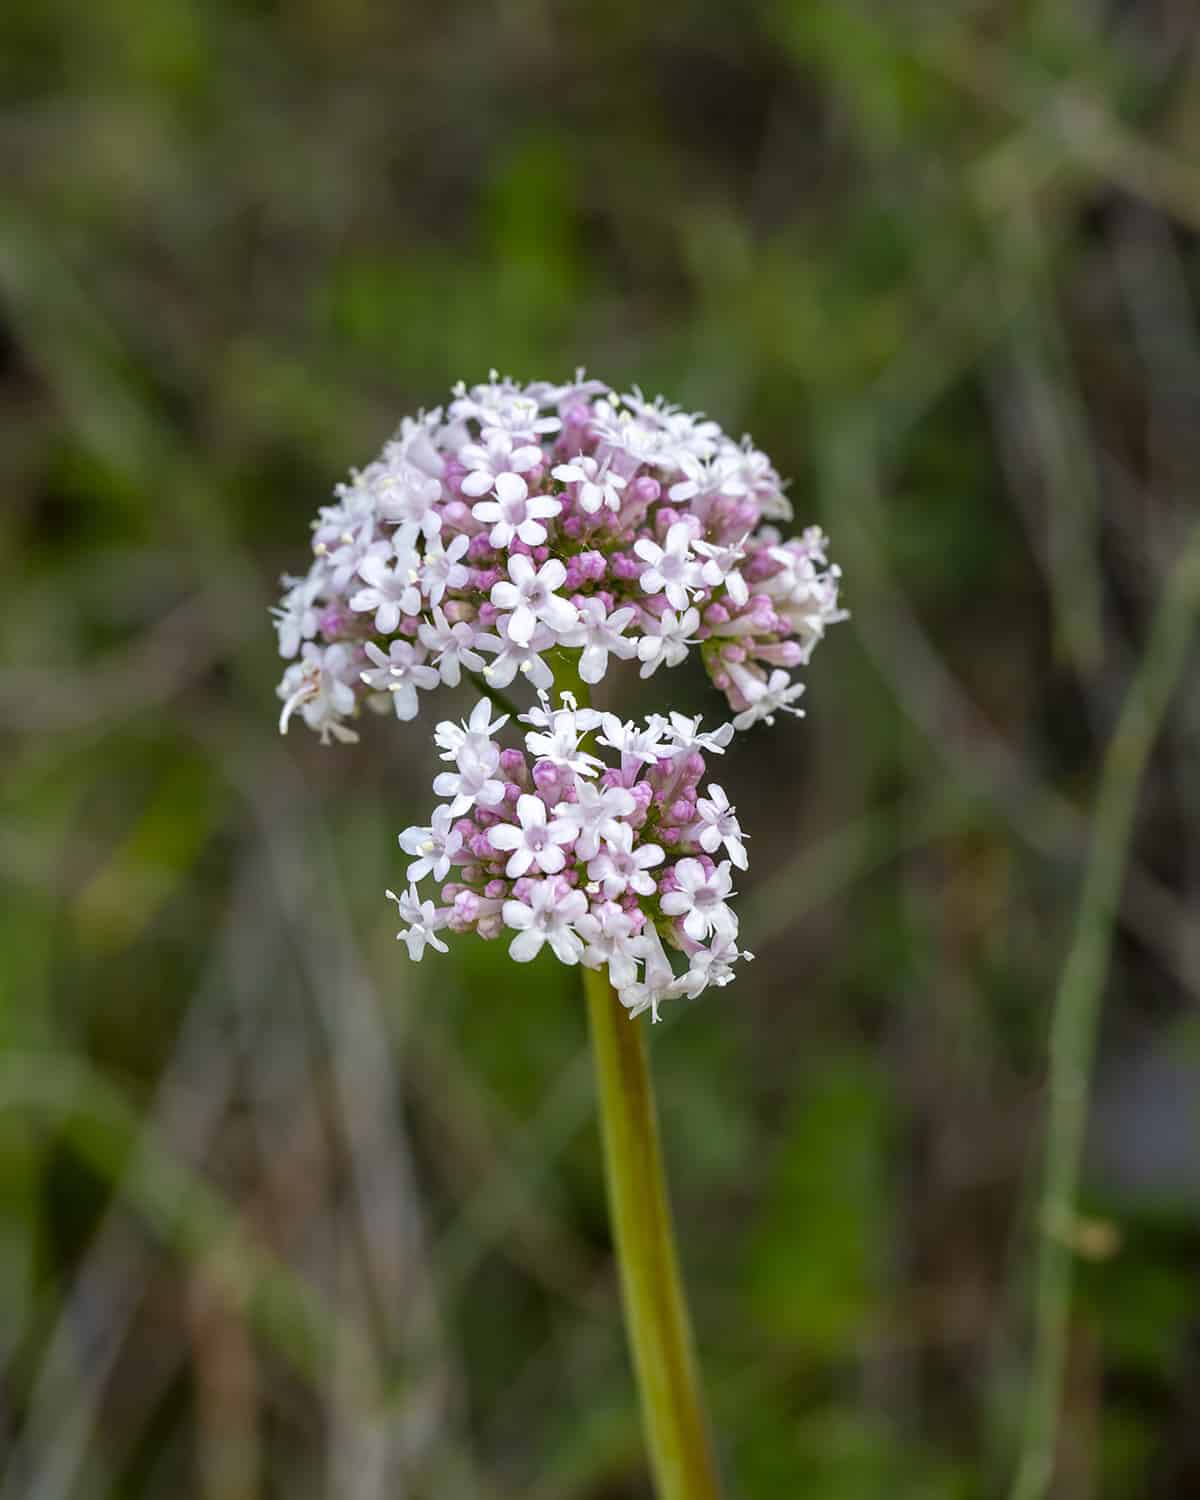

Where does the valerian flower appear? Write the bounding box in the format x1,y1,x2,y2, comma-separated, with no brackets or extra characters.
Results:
390,695,753,1020
273,373,845,745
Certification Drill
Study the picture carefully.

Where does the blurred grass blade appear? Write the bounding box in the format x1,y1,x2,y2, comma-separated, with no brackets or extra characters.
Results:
1012,518,1200,1500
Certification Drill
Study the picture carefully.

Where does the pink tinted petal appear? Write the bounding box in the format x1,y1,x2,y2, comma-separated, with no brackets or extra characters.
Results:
579,645,606,683
494,471,528,504
515,518,548,545
541,596,579,634
507,605,537,646
516,793,546,827
509,928,545,962
526,495,563,520
548,930,582,965
488,824,523,851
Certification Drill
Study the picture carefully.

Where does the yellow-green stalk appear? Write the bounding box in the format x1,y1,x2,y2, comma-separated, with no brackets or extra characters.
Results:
552,651,722,1500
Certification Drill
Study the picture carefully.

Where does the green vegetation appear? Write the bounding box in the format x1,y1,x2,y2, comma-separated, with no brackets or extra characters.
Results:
3,2,1199,1495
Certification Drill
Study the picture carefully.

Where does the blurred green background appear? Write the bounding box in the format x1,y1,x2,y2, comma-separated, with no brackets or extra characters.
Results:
2,1,1200,1496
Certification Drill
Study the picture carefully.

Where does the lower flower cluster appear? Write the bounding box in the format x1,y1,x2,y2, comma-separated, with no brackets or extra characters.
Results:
389,694,753,1019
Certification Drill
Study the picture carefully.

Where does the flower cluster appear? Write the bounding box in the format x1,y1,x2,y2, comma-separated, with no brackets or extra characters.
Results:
275,373,845,745
388,695,754,1020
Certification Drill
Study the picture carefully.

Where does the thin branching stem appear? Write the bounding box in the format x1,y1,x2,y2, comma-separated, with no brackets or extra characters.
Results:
1011,519,1200,1500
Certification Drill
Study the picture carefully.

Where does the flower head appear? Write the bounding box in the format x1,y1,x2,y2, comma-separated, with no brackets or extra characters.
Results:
386,695,751,1020
273,373,844,742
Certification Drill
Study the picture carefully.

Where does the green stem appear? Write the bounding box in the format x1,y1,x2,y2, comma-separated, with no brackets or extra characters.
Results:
551,651,722,1500
583,965,723,1499
1010,519,1200,1500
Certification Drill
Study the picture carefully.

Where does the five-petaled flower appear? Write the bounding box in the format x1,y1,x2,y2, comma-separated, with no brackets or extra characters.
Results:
689,784,748,869
660,857,736,942
503,881,589,964
488,794,576,877
491,554,578,647
634,521,700,612
472,472,562,548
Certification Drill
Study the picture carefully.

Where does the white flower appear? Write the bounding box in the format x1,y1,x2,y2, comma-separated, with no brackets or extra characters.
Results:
432,739,506,818
487,793,575,877
666,453,722,504
434,698,509,762
576,903,645,988
552,778,637,861
431,704,508,815
522,698,604,776
593,410,680,471
560,599,638,684
502,881,587,964
317,512,377,592
659,712,734,756
758,543,818,602
375,464,444,541
478,625,555,689
471,472,561,549
673,935,751,998
660,858,736,942
277,643,359,744
617,923,677,1022
386,411,448,481
586,823,664,898
360,640,439,721
659,407,722,462
386,885,450,961
633,521,701,612
459,431,543,497
418,532,470,606
731,670,806,731
551,454,627,514
693,534,750,607
596,714,668,768
727,438,792,519
466,388,561,442
689,784,748,869
399,806,463,882
490,555,577,647
350,546,422,634
636,607,700,678
271,571,323,658
418,607,485,687
519,690,602,735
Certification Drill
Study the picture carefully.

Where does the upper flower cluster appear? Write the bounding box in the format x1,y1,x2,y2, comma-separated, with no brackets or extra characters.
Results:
390,694,753,1020
274,372,845,745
